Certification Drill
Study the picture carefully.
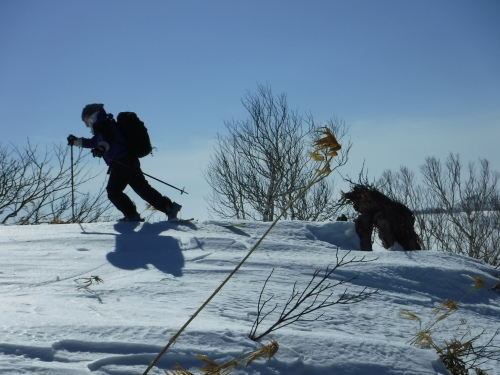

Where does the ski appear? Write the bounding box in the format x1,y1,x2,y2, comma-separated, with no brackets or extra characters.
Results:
170,218,195,224
117,217,145,222
221,222,246,228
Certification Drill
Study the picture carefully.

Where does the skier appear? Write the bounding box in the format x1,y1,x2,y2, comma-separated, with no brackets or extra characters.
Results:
67,103,182,222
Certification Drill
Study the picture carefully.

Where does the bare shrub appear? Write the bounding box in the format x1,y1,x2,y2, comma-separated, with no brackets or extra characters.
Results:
249,250,377,341
204,84,351,222
0,140,113,224
378,154,500,266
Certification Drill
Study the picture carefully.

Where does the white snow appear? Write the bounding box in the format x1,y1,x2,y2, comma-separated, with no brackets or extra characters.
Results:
1,220,499,375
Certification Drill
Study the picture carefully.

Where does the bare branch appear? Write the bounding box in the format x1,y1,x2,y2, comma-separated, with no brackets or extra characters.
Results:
249,249,377,341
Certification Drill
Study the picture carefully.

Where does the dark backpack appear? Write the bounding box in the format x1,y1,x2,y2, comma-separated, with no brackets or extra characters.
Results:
116,112,153,158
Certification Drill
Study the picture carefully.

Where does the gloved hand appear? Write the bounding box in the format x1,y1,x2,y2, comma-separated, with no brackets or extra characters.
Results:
67,135,83,147
91,146,106,158
67,134,77,146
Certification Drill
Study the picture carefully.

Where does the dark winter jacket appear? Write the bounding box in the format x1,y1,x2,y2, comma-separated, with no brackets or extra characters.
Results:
80,109,130,165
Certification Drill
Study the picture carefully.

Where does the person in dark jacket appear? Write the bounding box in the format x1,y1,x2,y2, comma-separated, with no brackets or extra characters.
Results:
68,103,182,221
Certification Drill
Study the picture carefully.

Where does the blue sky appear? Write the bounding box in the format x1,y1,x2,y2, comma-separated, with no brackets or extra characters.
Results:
1,0,499,219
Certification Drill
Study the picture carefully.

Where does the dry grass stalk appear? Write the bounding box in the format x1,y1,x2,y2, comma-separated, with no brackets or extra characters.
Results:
437,299,459,312
144,125,340,375
74,275,104,290
458,275,486,302
400,310,421,322
472,276,485,290
310,127,341,172
312,127,342,156
165,341,279,375
413,330,436,348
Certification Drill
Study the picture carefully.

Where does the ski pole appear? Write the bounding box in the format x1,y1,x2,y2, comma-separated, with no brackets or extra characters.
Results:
70,144,75,222
106,156,188,195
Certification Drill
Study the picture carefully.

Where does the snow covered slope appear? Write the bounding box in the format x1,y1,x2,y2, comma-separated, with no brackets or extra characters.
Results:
1,220,499,375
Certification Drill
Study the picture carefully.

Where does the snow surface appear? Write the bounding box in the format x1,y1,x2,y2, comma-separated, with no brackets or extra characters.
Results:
1,220,499,375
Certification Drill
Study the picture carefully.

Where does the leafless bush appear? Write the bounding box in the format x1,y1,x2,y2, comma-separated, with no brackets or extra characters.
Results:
249,250,377,341
378,153,500,266
0,140,113,224
204,84,352,222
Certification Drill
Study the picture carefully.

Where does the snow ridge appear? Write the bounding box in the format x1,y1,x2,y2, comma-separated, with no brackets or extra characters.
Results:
0,220,498,374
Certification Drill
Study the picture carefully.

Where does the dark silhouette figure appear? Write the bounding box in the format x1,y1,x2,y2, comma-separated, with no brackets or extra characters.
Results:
343,185,421,251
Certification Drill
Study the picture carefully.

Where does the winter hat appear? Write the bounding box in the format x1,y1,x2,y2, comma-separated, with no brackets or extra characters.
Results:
81,103,104,120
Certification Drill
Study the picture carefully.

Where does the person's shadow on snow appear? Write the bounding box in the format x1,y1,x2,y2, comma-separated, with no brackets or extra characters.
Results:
107,221,184,277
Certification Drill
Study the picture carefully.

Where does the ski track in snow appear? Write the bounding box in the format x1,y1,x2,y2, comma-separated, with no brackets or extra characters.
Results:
0,220,499,375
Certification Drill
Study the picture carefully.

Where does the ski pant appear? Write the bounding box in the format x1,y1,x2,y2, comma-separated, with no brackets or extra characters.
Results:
106,155,172,217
